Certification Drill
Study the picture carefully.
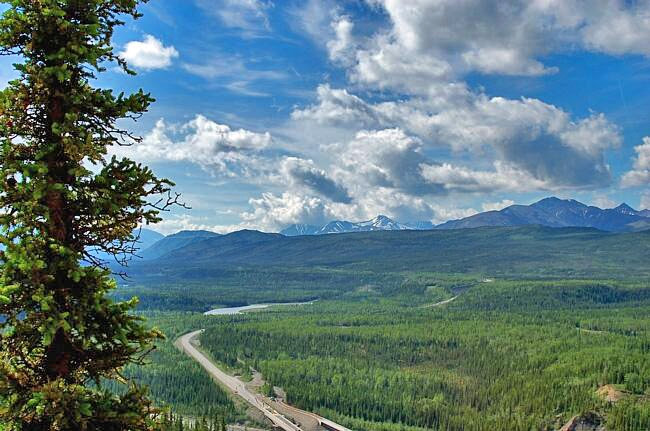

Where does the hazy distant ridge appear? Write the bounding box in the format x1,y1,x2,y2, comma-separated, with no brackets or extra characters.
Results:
281,197,650,235
437,197,650,232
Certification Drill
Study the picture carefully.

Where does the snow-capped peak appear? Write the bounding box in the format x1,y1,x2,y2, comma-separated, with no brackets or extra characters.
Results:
614,203,637,216
281,215,426,236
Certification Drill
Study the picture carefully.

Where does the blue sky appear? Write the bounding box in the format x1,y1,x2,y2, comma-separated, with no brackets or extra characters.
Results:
3,0,650,233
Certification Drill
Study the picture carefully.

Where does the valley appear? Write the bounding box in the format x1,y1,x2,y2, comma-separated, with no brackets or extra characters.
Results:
107,219,650,430
4,1,650,430
112,274,650,430
177,329,350,431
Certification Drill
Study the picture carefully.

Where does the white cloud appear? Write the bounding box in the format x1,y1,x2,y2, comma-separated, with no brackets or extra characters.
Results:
327,16,356,65
125,122,494,231
197,0,272,33
420,162,547,193
621,137,650,187
238,188,477,232
277,157,351,203
241,192,337,232
293,85,621,189
288,0,341,46
461,48,556,77
322,128,548,203
114,116,271,177
592,194,617,209
334,129,440,195
482,200,515,212
353,34,453,93
579,2,650,56
116,117,351,204
641,191,650,210
149,214,241,235
134,1,650,232
291,84,385,127
119,35,178,70
352,0,650,92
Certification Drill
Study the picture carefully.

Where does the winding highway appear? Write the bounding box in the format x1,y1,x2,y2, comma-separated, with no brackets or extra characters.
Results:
177,330,303,431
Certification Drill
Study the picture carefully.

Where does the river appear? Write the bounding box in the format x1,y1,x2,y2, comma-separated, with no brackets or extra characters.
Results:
204,301,315,316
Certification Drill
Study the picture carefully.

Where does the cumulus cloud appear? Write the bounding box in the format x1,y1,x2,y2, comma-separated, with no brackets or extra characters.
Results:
278,157,352,203
291,84,386,127
324,128,549,200
482,200,515,212
352,0,650,92
420,162,548,193
114,115,271,177
241,192,336,231
135,1,650,232
119,35,178,70
116,117,351,205
238,188,476,232
641,191,650,210
353,34,453,93
621,137,650,187
327,16,356,65
294,85,621,190
335,129,444,195
150,214,241,235
592,194,617,209
579,2,650,56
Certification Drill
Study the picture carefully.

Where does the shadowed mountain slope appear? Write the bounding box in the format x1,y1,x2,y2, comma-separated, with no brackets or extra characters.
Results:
140,230,221,260
437,197,650,232
122,226,650,280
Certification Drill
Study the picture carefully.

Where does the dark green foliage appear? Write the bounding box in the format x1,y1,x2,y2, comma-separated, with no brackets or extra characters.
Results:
198,281,650,431
102,312,239,420
116,227,650,312
115,269,405,311
0,1,181,429
157,413,227,431
123,227,650,282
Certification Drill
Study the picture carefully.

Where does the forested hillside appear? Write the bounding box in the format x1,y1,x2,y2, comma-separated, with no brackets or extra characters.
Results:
114,226,650,312
102,313,236,418
122,226,650,280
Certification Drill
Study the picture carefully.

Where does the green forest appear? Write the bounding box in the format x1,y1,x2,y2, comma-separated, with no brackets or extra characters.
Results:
3,0,649,431
192,278,650,431
102,312,237,419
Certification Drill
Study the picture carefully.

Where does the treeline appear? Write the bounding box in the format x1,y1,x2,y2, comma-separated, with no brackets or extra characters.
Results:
454,279,650,311
114,268,406,311
199,280,650,431
103,312,240,420
158,413,227,431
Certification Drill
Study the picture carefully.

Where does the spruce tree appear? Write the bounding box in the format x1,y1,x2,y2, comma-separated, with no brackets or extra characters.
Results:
0,1,180,429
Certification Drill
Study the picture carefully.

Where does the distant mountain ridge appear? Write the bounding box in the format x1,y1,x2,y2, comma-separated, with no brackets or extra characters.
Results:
85,228,163,263
281,197,650,235
140,230,221,260
437,197,650,232
281,215,429,236
119,225,650,283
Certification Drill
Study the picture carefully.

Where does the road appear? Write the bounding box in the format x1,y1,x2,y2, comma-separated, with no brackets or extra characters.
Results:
177,330,303,431
423,296,457,308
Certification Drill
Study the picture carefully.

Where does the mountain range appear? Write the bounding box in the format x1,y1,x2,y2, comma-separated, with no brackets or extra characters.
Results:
281,197,650,236
139,230,220,260
119,225,650,284
437,197,650,232
281,215,433,236
127,197,650,265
